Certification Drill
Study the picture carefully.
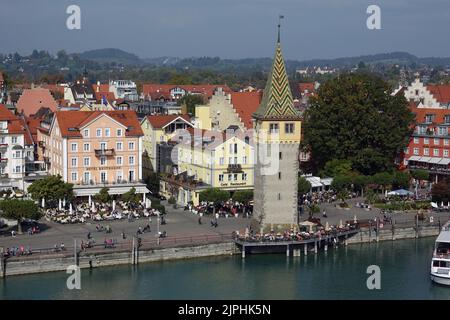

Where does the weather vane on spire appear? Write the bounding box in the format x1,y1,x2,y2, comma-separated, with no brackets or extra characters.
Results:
278,14,284,43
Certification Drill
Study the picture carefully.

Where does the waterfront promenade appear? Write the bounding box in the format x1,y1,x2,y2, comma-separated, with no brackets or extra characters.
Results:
1,197,450,252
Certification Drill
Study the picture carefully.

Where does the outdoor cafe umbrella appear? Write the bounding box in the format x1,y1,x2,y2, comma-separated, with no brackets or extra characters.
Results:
112,199,116,211
354,215,357,224
58,199,62,211
339,220,343,228
63,198,66,207
325,221,330,231
69,203,73,215
88,195,92,206
41,197,45,208
145,198,151,209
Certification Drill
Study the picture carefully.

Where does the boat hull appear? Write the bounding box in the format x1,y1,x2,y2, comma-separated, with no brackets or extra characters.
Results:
430,273,450,286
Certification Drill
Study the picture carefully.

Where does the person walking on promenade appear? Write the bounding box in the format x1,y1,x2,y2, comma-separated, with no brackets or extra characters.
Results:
322,210,327,218
198,216,202,225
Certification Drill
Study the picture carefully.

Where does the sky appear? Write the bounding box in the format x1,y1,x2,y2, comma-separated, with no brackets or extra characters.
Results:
1,0,450,60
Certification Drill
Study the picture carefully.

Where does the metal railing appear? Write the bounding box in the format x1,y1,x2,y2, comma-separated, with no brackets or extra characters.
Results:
2,233,233,260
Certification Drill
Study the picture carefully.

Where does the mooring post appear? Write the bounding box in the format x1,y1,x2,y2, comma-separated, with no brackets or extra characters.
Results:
131,237,135,265
376,219,379,243
74,239,78,266
415,214,419,239
391,220,395,241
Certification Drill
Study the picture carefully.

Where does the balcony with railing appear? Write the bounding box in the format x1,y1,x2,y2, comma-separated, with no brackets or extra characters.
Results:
0,143,8,149
227,164,243,173
94,148,115,157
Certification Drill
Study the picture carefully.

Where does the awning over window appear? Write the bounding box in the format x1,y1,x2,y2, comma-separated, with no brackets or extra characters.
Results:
429,158,442,164
408,156,421,162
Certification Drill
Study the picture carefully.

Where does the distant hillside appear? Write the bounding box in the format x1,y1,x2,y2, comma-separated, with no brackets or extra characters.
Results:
78,48,142,65
74,49,450,70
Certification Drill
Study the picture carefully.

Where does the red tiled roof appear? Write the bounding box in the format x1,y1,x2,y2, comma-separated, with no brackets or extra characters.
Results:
145,114,191,129
411,105,450,123
41,84,65,95
0,104,18,121
92,83,110,93
94,91,116,103
0,104,34,145
230,91,262,129
426,85,450,104
298,83,315,93
142,84,232,100
54,110,143,138
16,88,58,116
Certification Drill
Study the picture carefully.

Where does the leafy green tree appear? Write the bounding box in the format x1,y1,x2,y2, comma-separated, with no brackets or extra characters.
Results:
365,189,379,204
0,199,41,234
232,190,253,204
331,175,352,193
392,170,411,190
303,73,414,175
411,169,429,182
352,174,369,197
308,204,320,218
27,175,74,208
319,159,353,177
431,178,450,203
122,187,141,205
95,187,111,204
372,172,393,194
298,176,312,195
178,94,205,114
145,171,160,194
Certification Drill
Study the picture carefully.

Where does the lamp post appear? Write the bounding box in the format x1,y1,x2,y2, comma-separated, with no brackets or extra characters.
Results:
157,213,160,245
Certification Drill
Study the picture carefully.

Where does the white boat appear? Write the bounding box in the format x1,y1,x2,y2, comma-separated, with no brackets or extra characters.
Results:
431,221,450,285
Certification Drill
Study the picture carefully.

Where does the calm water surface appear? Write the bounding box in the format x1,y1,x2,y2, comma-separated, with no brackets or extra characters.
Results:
1,238,449,299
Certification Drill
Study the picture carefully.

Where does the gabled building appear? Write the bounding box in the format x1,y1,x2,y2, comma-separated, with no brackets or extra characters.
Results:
402,77,450,109
0,104,38,190
194,88,262,131
160,127,254,206
16,88,58,116
37,110,148,197
140,114,192,174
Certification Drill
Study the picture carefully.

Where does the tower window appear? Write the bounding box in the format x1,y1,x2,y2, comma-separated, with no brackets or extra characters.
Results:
278,193,281,200
278,172,281,180
269,123,279,133
279,152,282,160
285,123,294,134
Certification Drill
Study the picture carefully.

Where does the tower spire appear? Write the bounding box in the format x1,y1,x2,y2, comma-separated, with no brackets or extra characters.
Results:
277,15,284,43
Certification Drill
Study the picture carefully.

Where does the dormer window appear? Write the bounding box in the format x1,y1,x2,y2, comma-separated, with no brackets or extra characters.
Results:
425,114,435,123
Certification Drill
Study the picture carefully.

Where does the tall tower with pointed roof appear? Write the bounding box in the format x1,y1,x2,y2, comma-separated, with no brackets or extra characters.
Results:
253,21,302,226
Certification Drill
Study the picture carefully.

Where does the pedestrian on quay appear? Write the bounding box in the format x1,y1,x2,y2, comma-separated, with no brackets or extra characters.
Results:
322,210,327,218
11,230,16,238
198,216,202,225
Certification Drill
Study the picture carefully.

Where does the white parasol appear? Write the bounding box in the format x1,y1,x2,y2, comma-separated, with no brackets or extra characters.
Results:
112,199,116,211
41,197,45,208
69,203,73,215
58,199,62,211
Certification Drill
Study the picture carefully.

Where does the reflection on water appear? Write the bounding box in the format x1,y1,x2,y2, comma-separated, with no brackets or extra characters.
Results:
0,238,449,300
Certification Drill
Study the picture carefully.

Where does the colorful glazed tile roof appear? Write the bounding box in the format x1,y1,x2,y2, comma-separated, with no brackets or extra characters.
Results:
253,40,300,120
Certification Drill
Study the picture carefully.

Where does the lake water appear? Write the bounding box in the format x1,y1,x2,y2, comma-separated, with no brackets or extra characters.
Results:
1,238,449,299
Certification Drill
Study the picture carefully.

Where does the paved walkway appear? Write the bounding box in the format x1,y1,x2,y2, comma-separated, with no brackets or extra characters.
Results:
2,197,450,250
0,202,251,250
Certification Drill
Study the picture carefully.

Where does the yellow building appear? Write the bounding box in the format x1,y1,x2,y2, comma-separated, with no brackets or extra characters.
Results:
160,127,254,206
140,115,192,175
